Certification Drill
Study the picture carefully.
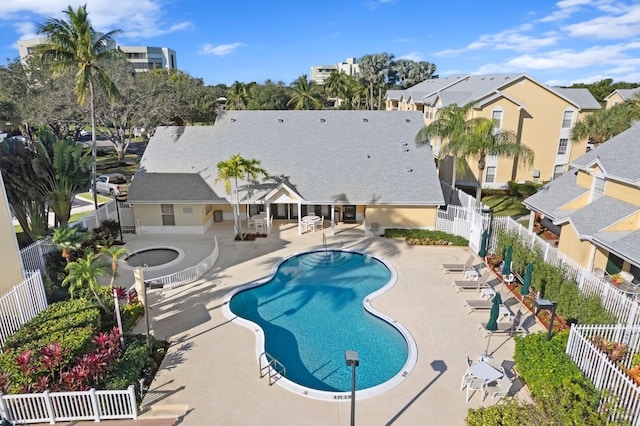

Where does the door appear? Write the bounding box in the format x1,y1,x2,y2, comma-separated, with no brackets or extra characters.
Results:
343,205,356,222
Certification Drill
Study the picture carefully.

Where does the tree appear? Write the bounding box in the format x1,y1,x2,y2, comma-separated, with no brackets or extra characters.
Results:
226,81,253,110
415,103,474,202
571,101,640,146
457,118,535,205
324,71,364,109
51,225,87,263
62,252,110,313
37,4,124,209
287,75,321,110
391,59,437,88
358,53,394,110
216,153,268,239
247,80,291,110
99,245,128,288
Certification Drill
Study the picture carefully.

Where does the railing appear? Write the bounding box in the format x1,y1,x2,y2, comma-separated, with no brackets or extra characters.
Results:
0,271,48,347
146,236,219,292
0,386,137,424
259,352,286,386
491,216,640,327
20,237,56,276
566,325,640,425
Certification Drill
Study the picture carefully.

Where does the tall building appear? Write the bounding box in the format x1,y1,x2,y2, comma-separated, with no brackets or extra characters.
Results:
16,37,177,74
310,57,359,84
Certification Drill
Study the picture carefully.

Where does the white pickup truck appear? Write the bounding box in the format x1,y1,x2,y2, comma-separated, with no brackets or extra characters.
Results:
94,173,128,196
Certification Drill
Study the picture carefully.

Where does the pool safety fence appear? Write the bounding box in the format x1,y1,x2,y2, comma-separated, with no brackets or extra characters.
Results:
20,237,56,276
0,271,48,347
72,200,136,234
0,386,137,424
146,236,219,291
566,324,640,425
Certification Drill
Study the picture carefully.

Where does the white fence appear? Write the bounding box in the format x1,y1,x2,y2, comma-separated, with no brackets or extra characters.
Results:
73,200,135,234
20,238,56,276
492,216,640,327
0,271,48,347
0,386,137,424
146,236,219,291
566,324,640,425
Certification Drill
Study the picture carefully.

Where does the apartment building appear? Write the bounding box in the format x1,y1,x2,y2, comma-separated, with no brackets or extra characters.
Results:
604,88,640,109
523,123,640,282
386,73,601,188
310,57,359,84
0,173,25,294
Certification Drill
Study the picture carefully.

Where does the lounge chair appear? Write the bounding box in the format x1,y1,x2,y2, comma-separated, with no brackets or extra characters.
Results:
464,299,494,313
441,254,476,274
453,270,491,293
479,310,526,337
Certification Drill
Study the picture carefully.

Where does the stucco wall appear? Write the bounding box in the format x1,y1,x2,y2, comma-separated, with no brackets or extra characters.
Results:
606,93,625,109
593,247,609,270
557,223,593,268
365,206,437,228
575,169,592,189
0,176,24,293
606,180,640,207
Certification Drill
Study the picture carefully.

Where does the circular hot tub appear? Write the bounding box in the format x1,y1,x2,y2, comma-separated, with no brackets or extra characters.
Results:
123,246,185,272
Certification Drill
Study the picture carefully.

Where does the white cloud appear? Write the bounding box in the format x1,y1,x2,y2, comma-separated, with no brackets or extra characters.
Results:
397,51,423,61
200,42,244,56
564,5,640,39
538,0,593,22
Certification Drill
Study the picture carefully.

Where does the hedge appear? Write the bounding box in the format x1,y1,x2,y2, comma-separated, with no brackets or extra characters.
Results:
384,229,468,246
105,336,149,390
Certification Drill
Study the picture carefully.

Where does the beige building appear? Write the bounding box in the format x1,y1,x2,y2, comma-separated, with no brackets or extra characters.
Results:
17,38,176,75
127,111,444,235
604,88,640,109
524,123,640,282
310,57,359,85
386,73,601,189
0,173,25,294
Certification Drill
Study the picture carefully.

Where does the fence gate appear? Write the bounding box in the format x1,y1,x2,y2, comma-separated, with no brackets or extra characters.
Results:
117,201,136,233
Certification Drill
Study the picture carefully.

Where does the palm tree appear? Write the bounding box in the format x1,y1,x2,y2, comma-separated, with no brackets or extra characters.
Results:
287,75,321,110
62,252,110,313
51,225,87,263
216,154,269,239
415,103,474,202
99,245,128,288
456,117,535,205
37,4,123,210
226,81,252,110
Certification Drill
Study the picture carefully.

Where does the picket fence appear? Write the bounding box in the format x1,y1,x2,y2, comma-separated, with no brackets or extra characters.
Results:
0,386,137,424
0,271,48,347
566,324,640,425
73,200,136,234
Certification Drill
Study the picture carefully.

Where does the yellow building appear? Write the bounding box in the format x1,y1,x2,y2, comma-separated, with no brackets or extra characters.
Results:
127,111,444,235
386,73,601,188
604,88,640,109
0,173,26,294
523,123,640,282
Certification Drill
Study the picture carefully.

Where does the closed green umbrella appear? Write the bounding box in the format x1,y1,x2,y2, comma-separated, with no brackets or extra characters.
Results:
478,230,489,258
502,245,513,276
484,293,502,356
521,262,533,297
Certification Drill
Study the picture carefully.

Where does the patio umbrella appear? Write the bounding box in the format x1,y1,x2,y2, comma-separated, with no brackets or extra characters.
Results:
484,293,502,357
502,244,513,276
478,230,489,258
521,262,533,297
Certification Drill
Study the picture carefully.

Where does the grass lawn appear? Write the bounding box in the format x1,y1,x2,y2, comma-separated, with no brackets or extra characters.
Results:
76,192,112,204
69,210,93,224
482,194,530,217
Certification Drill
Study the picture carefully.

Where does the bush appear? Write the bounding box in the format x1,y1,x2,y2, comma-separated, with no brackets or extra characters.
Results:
467,400,549,425
105,336,149,390
507,181,543,198
121,302,144,332
384,229,468,246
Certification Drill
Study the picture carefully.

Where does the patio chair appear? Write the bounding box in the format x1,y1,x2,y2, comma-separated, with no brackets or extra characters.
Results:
316,216,324,231
488,367,513,404
247,219,257,233
466,377,487,402
464,299,494,313
441,254,476,274
453,270,491,293
478,319,516,336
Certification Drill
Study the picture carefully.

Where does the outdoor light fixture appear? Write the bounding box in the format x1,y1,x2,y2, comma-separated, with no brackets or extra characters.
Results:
534,298,557,341
345,350,359,426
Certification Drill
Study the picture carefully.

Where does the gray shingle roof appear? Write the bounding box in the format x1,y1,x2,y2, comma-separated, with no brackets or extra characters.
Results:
523,171,588,220
571,122,640,185
128,173,220,203
554,88,602,110
567,196,639,238
605,88,640,101
593,230,640,266
128,110,444,206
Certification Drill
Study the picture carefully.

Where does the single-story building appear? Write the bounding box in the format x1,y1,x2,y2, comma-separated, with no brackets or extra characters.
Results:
127,110,444,235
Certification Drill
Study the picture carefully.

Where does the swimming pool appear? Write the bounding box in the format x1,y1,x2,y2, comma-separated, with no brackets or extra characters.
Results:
223,250,417,400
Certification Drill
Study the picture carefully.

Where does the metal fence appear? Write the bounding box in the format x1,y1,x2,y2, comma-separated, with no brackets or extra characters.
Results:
491,216,640,327
73,200,135,234
0,386,137,424
146,236,219,291
566,324,640,425
0,271,48,347
20,237,56,276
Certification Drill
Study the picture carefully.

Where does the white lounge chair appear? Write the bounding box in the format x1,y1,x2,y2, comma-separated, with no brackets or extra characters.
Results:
464,299,494,313
441,254,476,274
453,270,491,292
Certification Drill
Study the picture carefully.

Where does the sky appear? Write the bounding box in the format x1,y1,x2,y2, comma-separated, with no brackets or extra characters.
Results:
1,0,640,87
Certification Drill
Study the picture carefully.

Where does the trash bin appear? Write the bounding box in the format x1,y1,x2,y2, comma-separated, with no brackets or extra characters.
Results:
214,210,223,222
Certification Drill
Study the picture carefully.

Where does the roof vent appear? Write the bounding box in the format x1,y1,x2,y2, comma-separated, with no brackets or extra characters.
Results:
405,118,411,123
362,118,368,122
230,118,236,122
402,148,410,152
320,118,326,123
405,167,413,172
278,118,284,123
400,141,408,146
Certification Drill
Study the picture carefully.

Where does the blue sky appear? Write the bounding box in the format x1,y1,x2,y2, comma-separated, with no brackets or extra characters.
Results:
1,0,640,87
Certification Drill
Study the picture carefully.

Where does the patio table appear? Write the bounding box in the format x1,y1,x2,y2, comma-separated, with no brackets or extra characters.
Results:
467,361,503,384
607,277,640,296
302,215,321,232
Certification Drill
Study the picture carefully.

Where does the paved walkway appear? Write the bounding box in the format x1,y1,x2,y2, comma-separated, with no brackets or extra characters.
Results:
120,221,541,425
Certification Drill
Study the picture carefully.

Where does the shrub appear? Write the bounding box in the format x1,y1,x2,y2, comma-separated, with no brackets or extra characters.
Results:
467,400,549,425
507,181,543,198
121,301,144,332
105,336,148,390
384,229,468,246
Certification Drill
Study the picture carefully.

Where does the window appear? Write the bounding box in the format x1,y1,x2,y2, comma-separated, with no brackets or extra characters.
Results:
161,204,175,226
553,165,565,179
557,138,568,155
485,166,496,183
593,175,606,199
562,111,573,128
492,110,503,134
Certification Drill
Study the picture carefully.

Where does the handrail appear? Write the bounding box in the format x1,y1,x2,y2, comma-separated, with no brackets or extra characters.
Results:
259,352,286,386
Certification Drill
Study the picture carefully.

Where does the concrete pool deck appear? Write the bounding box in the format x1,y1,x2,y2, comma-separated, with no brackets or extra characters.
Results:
127,220,542,425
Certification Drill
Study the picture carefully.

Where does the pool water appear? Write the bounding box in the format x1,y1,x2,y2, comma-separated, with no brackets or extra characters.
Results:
125,248,179,267
229,251,408,392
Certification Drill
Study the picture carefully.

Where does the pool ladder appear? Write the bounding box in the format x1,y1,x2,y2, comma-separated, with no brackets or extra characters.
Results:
259,352,286,386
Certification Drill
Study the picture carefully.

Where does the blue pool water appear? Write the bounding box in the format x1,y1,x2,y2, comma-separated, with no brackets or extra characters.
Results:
229,250,408,392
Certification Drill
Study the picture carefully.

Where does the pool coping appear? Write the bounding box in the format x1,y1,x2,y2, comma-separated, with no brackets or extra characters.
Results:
221,248,418,401
120,245,185,273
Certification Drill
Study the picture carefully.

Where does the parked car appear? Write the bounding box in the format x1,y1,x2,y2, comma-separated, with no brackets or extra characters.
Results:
93,173,129,196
